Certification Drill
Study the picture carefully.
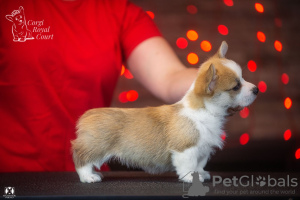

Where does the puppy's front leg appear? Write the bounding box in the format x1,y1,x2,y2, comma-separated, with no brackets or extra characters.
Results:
171,148,198,183
196,154,211,181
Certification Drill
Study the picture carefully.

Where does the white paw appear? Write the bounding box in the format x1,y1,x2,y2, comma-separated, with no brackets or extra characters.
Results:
200,171,211,180
80,173,102,183
180,173,193,183
179,171,210,183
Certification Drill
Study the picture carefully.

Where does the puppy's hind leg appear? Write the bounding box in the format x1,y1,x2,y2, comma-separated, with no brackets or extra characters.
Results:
75,155,112,183
72,141,111,183
76,162,102,183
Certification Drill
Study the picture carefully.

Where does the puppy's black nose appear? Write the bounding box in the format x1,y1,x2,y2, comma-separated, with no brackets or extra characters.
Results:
252,86,259,95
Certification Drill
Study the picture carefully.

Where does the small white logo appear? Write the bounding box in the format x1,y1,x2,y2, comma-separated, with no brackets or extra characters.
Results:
3,187,16,199
181,171,210,198
5,6,34,42
256,176,266,187
5,6,54,42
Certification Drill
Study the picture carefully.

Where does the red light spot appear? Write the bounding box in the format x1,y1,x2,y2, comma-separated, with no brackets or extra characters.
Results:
126,90,139,102
187,30,198,41
176,37,188,49
200,40,212,52
281,73,289,85
257,31,266,42
296,148,300,159
218,25,229,35
187,53,199,65
284,97,292,109
274,40,282,52
247,60,257,72
124,69,133,79
187,5,197,14
258,81,267,93
119,91,128,103
146,11,154,19
120,65,125,76
240,133,249,145
283,129,292,141
221,132,226,141
223,0,234,6
240,107,250,118
255,3,264,13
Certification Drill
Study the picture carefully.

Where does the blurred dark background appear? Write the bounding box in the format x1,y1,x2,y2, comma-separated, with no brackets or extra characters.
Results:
110,0,300,172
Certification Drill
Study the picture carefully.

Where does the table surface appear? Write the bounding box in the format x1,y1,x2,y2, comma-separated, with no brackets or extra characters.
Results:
0,171,299,199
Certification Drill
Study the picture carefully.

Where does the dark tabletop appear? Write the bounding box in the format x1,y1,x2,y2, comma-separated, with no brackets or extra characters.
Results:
0,171,299,200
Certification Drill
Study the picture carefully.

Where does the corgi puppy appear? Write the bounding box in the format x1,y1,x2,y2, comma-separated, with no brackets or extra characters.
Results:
71,41,259,183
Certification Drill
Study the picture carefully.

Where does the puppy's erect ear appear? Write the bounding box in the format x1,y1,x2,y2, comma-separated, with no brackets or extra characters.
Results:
194,64,218,96
206,64,218,94
217,41,228,58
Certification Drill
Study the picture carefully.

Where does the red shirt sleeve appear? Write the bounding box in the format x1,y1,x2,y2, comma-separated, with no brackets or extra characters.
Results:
119,1,161,60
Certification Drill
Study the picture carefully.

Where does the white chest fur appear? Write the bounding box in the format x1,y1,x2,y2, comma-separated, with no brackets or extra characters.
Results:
170,103,225,182
179,103,225,151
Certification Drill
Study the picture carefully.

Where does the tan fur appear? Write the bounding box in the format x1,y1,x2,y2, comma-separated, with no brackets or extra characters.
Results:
187,57,239,110
72,104,199,172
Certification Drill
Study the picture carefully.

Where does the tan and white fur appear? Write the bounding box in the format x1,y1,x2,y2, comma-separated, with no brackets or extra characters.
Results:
71,41,259,183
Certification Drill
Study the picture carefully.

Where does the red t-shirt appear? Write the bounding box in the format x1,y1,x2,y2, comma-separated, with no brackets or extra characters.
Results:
0,0,161,172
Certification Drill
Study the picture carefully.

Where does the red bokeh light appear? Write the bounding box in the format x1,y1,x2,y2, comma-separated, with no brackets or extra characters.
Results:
187,53,199,65
200,40,212,52
283,129,292,141
284,97,292,109
126,90,139,102
296,148,300,159
247,60,257,72
255,3,264,13
274,40,282,52
176,37,188,49
258,81,267,93
281,73,289,85
146,11,154,19
187,30,198,41
124,69,134,79
240,107,250,118
240,133,249,145
187,5,198,14
223,0,234,6
221,132,226,141
218,25,229,35
120,65,125,76
257,31,266,42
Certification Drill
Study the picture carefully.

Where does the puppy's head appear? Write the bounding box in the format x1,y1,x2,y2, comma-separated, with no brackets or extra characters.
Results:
189,41,258,114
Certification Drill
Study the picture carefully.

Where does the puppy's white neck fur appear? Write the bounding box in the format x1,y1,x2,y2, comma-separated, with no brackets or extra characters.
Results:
203,99,228,118
179,93,225,150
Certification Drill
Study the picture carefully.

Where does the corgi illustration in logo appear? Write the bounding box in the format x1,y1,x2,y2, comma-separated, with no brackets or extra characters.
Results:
5,6,34,42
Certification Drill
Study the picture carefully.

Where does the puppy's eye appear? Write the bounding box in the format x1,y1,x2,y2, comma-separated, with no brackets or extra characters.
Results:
232,82,241,91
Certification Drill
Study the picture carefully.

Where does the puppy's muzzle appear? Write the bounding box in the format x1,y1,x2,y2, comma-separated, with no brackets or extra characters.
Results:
252,86,259,95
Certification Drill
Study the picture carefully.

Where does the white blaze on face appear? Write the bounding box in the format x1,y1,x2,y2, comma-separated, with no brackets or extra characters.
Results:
222,60,257,108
